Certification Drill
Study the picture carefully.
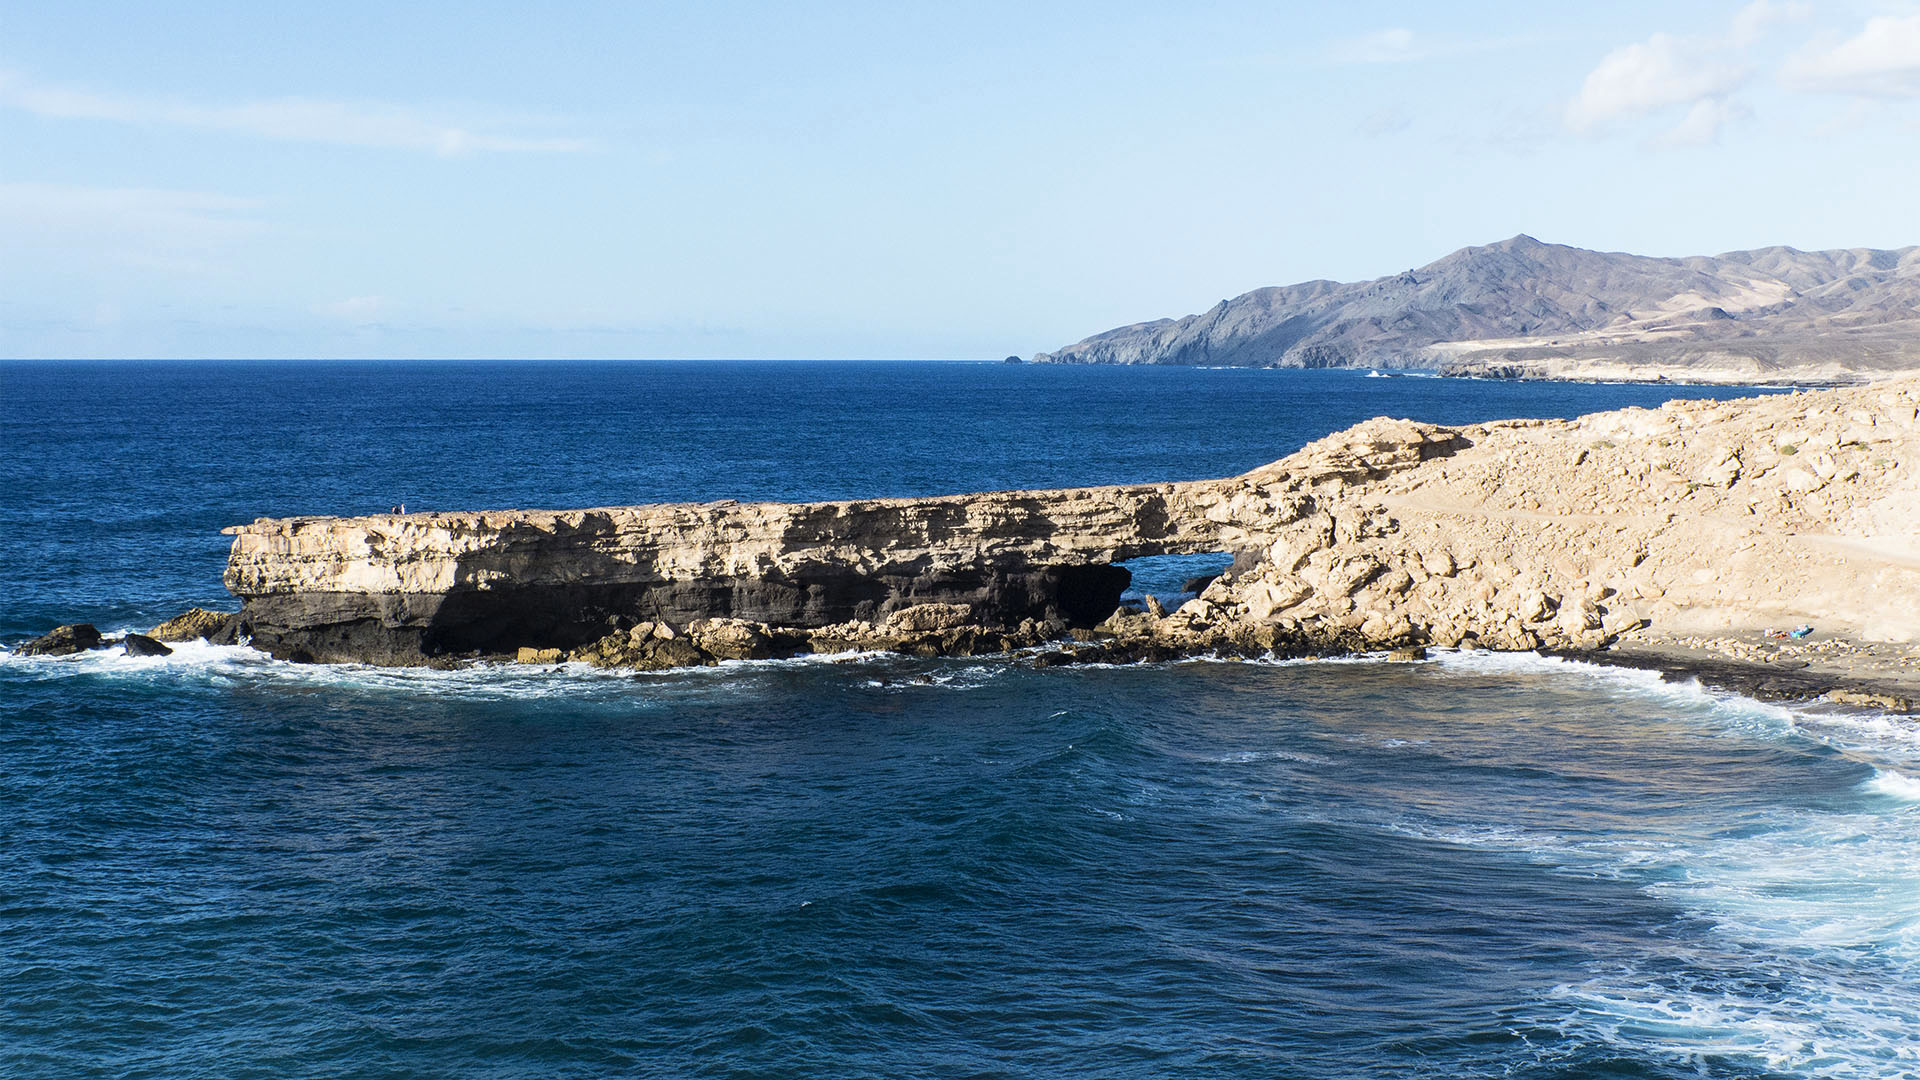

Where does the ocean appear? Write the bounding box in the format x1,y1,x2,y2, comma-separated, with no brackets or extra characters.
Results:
4,360,1916,1078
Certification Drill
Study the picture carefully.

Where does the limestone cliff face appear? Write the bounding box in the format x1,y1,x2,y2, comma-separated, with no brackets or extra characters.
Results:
222,481,1245,662
220,379,1919,666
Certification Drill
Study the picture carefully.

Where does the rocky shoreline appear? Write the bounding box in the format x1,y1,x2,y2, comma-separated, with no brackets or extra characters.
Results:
18,604,1916,716
14,378,1918,712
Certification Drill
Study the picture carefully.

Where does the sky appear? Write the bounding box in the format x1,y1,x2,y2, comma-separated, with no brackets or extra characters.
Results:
3,1,1918,360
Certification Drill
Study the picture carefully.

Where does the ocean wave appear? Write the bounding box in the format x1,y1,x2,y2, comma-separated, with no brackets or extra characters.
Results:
1549,975,1920,1077
0,632,936,704
1865,768,1920,803
1397,786,1920,1073
1431,647,1805,734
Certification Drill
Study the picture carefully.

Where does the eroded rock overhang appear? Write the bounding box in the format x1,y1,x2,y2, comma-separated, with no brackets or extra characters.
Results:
220,420,1465,664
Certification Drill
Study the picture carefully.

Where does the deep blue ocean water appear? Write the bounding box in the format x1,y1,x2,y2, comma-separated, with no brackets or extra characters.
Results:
4,361,1917,1078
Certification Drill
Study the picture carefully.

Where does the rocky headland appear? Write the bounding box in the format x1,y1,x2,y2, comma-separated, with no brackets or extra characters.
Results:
1034,235,1920,386
68,377,1910,705
21,378,1918,709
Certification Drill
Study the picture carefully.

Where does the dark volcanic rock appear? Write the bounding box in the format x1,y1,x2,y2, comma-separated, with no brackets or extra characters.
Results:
124,633,173,657
17,623,102,656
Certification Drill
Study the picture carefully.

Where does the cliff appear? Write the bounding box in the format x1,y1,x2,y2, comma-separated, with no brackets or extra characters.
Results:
1034,235,1920,385
210,378,1920,684
217,424,1462,665
221,479,1234,664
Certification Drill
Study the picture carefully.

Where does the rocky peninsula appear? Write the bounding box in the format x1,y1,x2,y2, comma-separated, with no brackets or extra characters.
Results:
21,379,1917,709
1034,235,1920,386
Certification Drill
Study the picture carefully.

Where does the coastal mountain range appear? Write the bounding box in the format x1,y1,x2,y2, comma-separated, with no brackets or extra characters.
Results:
1033,235,1920,383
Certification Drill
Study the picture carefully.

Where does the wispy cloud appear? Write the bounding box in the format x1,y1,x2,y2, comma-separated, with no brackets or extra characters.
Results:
1565,32,1750,139
1730,0,1812,49
1562,1,1817,146
0,70,590,155
1657,96,1750,148
1782,14,1920,98
1555,1,1920,147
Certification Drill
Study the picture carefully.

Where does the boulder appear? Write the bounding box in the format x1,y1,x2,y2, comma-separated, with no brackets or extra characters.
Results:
1242,580,1312,621
515,647,565,664
1098,608,1159,636
689,618,777,661
572,632,710,670
1517,589,1554,624
17,623,102,656
150,608,235,642
883,603,974,633
1600,606,1647,637
1696,451,1741,487
123,633,173,657
638,637,710,669
1823,688,1914,714
1182,574,1220,594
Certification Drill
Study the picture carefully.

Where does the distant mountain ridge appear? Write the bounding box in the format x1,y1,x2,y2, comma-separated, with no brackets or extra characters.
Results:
1033,235,1920,383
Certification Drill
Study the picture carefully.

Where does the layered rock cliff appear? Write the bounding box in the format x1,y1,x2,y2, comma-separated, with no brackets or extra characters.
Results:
217,379,1920,670
222,480,1241,664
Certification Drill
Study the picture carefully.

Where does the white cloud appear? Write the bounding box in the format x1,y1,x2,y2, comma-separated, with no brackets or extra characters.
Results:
0,181,265,241
1782,14,1920,98
1561,2,1811,146
0,70,589,155
1565,33,1748,136
1731,0,1811,49
1658,97,1747,147
1565,3,1920,145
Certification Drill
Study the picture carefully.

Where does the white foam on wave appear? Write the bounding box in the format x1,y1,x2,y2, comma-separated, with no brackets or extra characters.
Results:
0,632,930,704
858,658,1015,693
1551,979,1920,1077
1,635,649,701
1431,647,1804,736
1208,747,1334,766
1865,768,1920,804
1542,780,1920,1072
1394,648,1920,1073
1420,787,1920,1073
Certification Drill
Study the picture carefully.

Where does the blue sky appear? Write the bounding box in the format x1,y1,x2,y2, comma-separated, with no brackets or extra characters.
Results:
3,1,1917,359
